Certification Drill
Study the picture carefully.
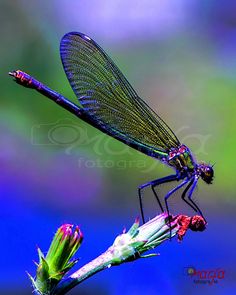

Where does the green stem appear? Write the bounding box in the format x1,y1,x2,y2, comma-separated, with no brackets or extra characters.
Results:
54,248,117,294
53,214,179,295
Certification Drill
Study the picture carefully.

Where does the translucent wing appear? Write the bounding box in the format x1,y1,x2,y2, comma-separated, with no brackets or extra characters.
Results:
60,32,180,155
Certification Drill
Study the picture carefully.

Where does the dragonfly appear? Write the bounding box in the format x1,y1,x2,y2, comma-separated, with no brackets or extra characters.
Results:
9,32,214,223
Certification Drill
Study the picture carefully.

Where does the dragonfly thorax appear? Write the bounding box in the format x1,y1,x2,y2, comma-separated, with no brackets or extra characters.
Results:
167,145,214,184
167,144,196,175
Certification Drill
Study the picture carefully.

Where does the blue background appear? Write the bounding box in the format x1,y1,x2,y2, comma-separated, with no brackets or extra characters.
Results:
1,1,236,294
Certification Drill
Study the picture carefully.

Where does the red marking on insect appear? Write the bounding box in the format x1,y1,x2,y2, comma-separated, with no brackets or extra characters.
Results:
14,70,26,83
178,145,187,154
12,70,32,86
169,151,177,159
15,70,22,79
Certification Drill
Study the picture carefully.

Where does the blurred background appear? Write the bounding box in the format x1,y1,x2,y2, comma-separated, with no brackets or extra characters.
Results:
1,0,236,294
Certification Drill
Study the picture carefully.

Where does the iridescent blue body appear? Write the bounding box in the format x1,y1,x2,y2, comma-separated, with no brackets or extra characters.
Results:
9,32,214,222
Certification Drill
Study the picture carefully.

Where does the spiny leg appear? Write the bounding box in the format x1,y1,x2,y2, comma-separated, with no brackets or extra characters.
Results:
164,179,190,237
151,185,164,213
187,177,206,222
181,178,198,213
138,174,178,223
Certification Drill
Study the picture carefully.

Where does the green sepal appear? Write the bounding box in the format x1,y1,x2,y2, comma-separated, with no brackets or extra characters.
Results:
127,218,139,238
37,247,45,263
63,258,79,273
38,256,49,277
34,256,51,293
130,240,146,249
49,259,79,281
26,271,38,291
46,229,63,263
140,253,159,259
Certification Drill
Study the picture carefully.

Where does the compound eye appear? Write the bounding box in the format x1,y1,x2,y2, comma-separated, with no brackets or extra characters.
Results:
205,167,212,177
202,166,214,184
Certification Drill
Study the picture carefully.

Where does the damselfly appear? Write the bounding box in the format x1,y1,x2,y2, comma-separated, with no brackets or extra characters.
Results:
9,32,214,222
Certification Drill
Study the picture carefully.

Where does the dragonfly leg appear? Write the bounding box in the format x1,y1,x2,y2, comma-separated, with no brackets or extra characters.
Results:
187,177,206,222
138,183,152,224
181,178,198,212
151,185,164,213
138,174,178,223
164,179,190,237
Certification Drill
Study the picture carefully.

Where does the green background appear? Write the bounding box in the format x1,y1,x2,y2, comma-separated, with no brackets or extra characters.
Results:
1,1,235,294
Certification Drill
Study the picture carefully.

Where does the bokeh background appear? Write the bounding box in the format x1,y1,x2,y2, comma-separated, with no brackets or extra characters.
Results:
1,1,236,294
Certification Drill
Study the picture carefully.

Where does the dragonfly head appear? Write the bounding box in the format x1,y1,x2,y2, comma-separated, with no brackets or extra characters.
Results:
198,163,214,184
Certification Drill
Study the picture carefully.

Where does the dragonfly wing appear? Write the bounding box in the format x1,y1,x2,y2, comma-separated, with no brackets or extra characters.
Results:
60,32,180,155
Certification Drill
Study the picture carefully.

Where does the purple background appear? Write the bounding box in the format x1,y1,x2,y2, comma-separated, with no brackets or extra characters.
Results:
1,1,236,294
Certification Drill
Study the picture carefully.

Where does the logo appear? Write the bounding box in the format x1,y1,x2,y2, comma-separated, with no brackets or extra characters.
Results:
30,119,212,172
184,266,225,285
